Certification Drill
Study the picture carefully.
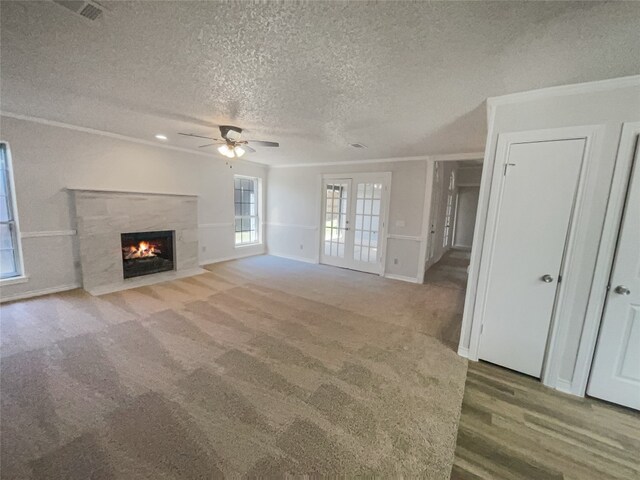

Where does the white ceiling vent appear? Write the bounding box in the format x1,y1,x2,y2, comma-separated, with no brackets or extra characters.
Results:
51,0,105,21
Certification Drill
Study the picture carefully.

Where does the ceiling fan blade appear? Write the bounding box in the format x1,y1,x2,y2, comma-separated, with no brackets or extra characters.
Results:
178,133,220,141
242,144,256,153
198,143,223,148
247,140,279,147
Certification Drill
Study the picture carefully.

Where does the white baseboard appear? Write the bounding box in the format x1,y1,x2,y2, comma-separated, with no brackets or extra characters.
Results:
551,378,575,396
199,250,265,266
0,283,81,303
268,252,319,264
384,273,420,284
457,346,470,358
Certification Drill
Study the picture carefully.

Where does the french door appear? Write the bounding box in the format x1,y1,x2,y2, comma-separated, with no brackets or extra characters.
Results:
320,173,390,275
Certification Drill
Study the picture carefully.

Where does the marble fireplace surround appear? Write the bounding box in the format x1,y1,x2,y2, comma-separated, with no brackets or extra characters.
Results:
70,188,205,295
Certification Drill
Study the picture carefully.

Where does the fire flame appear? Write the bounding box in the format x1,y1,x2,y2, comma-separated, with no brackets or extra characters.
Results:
123,241,161,260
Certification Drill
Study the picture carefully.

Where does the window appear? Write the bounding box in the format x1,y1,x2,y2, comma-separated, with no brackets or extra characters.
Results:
0,144,23,279
234,175,260,246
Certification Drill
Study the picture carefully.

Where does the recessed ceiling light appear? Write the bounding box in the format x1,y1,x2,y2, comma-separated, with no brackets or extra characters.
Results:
155,134,168,141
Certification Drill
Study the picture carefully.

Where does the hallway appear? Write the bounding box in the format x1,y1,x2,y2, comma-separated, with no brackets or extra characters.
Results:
424,249,471,289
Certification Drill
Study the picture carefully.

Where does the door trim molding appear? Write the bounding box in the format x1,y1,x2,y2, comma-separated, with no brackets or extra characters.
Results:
571,122,640,397
417,160,435,283
539,126,603,388
464,125,605,385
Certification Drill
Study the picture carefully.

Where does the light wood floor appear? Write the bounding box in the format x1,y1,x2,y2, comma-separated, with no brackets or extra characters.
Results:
452,361,640,480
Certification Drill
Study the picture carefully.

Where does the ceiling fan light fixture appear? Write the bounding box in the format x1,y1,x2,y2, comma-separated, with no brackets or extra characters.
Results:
218,144,235,158
234,146,245,157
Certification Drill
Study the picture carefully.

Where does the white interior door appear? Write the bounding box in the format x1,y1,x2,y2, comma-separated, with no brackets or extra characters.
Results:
320,174,389,274
478,139,585,378
320,179,352,268
588,135,640,410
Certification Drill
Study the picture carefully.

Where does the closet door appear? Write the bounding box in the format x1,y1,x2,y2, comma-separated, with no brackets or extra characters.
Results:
588,133,640,410
478,139,585,377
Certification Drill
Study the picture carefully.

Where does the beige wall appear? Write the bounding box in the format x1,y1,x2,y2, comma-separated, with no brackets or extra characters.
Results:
0,116,267,300
266,160,428,279
453,186,479,249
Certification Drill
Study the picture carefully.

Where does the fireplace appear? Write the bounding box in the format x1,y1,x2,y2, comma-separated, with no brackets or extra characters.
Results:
121,230,175,279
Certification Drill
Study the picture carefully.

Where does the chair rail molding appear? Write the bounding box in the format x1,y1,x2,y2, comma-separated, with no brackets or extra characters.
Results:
266,222,318,230
387,234,424,241
21,230,77,238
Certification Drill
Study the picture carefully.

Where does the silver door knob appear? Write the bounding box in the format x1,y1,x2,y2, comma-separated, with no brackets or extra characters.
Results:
541,274,554,283
614,285,631,295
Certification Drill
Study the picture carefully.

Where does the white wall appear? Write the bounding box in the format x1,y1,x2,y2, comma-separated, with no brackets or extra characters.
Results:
0,116,267,300
453,186,479,249
456,165,482,186
266,160,428,280
460,78,640,393
453,164,482,249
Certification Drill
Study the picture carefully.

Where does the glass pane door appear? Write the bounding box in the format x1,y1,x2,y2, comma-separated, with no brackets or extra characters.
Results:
319,174,389,275
322,180,350,261
353,182,383,264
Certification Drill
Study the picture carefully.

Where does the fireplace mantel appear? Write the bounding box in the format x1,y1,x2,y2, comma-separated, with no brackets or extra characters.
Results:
71,189,203,295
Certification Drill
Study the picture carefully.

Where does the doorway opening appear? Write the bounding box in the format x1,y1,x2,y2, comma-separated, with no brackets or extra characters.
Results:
424,160,482,283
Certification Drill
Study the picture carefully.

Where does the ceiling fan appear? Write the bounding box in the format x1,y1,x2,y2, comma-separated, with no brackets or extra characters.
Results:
178,126,279,159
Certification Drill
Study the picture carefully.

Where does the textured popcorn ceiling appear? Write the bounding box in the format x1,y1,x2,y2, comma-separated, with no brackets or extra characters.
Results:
1,1,639,166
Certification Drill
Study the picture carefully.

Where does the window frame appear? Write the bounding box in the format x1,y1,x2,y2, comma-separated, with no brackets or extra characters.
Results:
0,142,25,282
233,175,262,247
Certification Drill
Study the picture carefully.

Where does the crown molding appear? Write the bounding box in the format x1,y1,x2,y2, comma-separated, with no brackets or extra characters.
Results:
269,155,431,169
486,75,640,107
0,111,269,169
270,152,484,169
429,152,484,162
0,110,487,169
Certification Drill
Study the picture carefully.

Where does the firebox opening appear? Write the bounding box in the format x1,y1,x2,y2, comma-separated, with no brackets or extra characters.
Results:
121,230,175,279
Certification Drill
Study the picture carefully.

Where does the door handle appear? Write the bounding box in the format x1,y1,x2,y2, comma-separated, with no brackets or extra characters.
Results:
541,274,554,283
614,285,631,295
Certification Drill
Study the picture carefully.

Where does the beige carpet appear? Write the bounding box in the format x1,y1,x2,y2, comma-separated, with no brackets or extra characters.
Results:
0,254,467,479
